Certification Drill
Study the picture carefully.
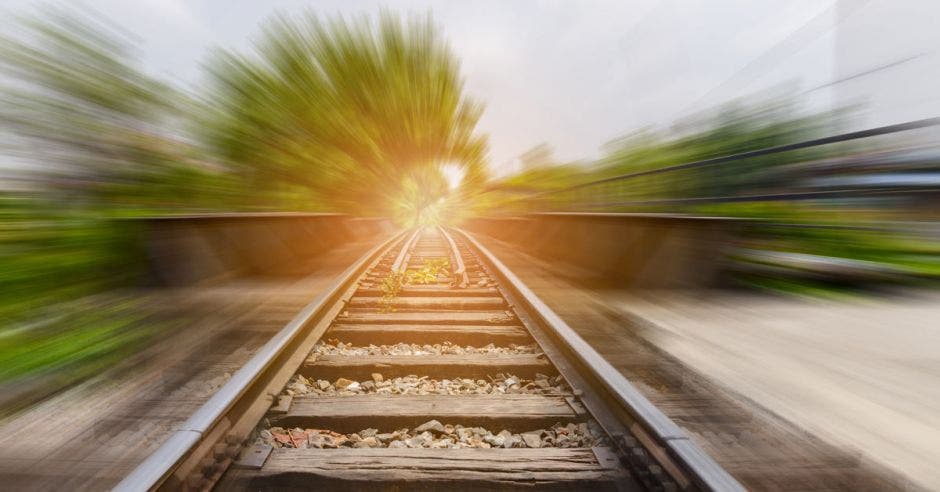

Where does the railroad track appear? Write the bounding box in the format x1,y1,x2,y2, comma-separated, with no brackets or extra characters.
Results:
117,227,743,491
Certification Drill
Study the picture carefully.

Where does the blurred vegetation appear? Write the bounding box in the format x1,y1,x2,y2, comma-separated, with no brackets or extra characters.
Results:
0,8,488,396
202,11,488,218
1,4,937,399
482,92,940,292
485,93,842,209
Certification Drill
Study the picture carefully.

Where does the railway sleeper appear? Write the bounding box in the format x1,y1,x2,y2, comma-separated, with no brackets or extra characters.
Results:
273,394,587,432
231,419,620,491
324,323,532,345
302,353,555,380
355,286,501,297
348,296,507,310
233,447,626,491
335,311,518,325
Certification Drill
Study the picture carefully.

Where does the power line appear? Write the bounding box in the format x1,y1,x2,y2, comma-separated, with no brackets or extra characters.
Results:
677,0,869,117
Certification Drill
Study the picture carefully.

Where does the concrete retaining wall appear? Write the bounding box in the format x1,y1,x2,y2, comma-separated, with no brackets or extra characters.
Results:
463,213,739,288
140,214,395,286
138,212,733,288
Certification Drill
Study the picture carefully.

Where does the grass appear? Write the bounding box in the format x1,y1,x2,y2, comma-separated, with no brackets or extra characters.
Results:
379,258,450,312
0,298,156,383
0,198,154,412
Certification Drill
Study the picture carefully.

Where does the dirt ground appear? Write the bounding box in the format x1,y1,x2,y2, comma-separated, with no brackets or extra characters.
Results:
475,233,929,491
608,290,940,491
3,230,934,491
0,237,382,491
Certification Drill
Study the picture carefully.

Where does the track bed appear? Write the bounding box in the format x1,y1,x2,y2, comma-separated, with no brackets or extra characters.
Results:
220,228,626,490
120,227,740,491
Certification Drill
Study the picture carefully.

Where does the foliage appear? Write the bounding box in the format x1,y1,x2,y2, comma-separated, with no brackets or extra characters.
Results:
0,9,211,334
379,271,407,313
409,258,450,284
0,197,143,327
483,92,844,212
379,257,450,312
0,6,488,394
0,8,223,209
202,11,488,221
481,92,940,287
0,299,150,383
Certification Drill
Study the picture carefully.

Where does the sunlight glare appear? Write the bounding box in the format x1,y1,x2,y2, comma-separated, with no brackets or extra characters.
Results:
440,163,465,190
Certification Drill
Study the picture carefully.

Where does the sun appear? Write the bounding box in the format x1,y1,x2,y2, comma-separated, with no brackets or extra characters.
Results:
440,163,466,190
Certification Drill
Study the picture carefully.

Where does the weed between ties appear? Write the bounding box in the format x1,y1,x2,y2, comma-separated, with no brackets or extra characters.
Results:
379,258,450,312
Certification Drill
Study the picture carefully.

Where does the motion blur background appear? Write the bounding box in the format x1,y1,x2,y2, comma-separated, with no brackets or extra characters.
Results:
1,0,939,489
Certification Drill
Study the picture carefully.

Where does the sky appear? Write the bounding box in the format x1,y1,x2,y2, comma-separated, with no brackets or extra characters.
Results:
3,0,939,175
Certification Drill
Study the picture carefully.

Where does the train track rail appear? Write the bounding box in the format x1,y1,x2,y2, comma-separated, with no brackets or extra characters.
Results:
116,227,743,491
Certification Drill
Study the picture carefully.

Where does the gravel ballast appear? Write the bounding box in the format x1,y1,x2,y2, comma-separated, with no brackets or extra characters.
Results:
282,372,570,397
258,420,604,450
313,341,540,356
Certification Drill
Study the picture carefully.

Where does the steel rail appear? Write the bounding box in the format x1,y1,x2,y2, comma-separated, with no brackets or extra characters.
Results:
437,225,470,288
391,228,421,272
456,228,745,492
114,230,406,492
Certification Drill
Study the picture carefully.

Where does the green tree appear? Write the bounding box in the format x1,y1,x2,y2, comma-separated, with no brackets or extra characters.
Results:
0,8,219,211
203,11,488,219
